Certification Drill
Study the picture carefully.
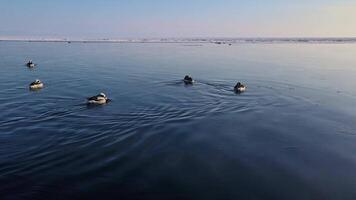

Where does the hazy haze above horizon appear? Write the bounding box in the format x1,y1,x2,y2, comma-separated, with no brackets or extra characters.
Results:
1,0,356,39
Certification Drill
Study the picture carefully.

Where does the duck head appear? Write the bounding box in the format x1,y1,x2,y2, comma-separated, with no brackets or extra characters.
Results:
99,93,106,98
235,82,241,88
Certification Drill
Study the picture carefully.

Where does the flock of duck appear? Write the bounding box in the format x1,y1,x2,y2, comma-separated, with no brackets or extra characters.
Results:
26,60,246,105
183,75,246,92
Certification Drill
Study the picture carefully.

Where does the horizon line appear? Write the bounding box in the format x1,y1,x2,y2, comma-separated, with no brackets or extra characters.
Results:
1,37,356,44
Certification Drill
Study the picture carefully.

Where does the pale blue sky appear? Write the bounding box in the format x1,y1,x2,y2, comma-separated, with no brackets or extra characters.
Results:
1,0,356,38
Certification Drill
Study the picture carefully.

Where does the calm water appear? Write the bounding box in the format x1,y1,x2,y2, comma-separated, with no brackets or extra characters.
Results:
1,42,356,200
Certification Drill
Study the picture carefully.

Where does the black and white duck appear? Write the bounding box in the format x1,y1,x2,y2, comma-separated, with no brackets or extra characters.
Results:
29,79,44,90
87,93,109,105
234,82,246,93
183,75,194,84
27,60,35,68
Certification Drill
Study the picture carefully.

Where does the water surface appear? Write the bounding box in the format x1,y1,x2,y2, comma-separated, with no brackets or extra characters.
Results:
1,42,356,199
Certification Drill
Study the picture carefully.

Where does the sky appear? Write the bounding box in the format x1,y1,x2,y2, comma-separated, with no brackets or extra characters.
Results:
1,0,356,39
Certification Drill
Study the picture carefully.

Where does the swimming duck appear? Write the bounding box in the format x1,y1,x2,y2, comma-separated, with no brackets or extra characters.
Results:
29,79,44,90
234,82,246,92
183,75,194,84
87,93,109,105
27,60,35,68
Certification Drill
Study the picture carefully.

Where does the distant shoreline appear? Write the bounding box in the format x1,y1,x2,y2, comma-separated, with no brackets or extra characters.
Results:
1,38,356,44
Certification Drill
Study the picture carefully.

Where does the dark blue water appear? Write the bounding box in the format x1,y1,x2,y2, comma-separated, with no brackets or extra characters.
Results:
1,42,356,200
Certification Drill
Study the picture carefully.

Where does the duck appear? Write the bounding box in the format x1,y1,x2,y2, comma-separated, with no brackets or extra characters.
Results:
87,93,109,105
183,75,194,84
27,60,35,68
234,82,246,92
29,79,44,90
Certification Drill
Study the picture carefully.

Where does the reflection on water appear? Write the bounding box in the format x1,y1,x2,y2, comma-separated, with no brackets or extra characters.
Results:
1,42,356,200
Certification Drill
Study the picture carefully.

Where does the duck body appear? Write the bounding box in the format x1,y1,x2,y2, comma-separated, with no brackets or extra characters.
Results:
183,75,194,84
87,93,109,105
234,82,246,93
29,79,44,90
